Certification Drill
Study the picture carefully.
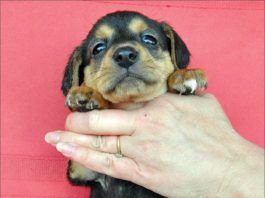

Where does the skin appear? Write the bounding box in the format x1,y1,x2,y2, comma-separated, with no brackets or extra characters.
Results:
45,93,264,197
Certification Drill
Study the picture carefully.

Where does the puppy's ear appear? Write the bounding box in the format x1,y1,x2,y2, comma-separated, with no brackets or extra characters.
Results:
61,46,84,96
161,23,190,69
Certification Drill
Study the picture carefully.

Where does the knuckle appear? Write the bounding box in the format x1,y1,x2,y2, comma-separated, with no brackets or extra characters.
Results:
103,154,115,175
101,136,113,151
105,154,114,168
89,111,101,130
91,136,106,150
76,149,90,164
102,154,124,177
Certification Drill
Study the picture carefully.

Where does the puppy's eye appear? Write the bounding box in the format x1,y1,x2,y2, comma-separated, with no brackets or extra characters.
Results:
92,43,107,55
141,35,157,45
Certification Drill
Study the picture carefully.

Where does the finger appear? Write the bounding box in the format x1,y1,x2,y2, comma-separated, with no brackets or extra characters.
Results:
45,131,131,156
55,142,143,183
66,110,137,136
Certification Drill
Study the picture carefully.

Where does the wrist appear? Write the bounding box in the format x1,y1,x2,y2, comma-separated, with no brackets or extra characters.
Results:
220,139,264,197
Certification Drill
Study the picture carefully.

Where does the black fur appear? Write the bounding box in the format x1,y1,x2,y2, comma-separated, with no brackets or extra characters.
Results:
61,42,90,96
171,30,190,69
90,179,164,198
61,11,190,96
67,161,164,198
62,11,191,198
61,46,83,96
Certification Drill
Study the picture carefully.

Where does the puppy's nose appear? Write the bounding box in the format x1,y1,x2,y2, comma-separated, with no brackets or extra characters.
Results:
113,47,138,68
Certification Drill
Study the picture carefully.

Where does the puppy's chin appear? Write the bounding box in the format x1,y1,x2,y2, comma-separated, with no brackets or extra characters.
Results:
110,76,149,101
115,76,147,91
100,79,167,104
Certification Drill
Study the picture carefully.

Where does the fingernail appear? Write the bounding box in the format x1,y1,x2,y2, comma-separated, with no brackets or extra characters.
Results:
56,142,76,156
45,132,60,143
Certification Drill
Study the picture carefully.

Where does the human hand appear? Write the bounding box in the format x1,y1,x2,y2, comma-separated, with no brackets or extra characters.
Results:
45,93,264,197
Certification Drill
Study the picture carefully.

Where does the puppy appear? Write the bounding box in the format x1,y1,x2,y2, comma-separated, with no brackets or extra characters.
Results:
62,11,207,198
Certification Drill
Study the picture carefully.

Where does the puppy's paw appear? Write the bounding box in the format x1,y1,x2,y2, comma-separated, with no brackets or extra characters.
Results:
67,160,99,186
65,85,108,112
168,69,207,95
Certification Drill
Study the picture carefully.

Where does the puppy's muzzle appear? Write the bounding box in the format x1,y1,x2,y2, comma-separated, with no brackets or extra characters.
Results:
113,47,139,68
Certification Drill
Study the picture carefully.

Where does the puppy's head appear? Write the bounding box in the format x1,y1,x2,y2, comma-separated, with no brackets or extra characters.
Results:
62,11,190,103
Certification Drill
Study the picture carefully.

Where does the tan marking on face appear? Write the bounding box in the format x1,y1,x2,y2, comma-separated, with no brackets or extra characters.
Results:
95,25,114,39
129,18,148,33
84,45,115,90
103,49,174,103
85,41,174,103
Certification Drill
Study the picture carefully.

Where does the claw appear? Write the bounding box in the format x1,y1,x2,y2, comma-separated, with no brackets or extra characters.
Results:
75,95,81,106
65,95,73,107
183,79,197,94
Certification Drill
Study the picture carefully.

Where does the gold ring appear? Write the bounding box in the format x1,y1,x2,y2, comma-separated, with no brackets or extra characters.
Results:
115,136,123,158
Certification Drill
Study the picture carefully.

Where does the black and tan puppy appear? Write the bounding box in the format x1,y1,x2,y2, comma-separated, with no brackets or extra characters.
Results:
62,11,207,198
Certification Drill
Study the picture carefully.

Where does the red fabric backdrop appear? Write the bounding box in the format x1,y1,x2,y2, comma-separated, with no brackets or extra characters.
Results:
1,1,264,197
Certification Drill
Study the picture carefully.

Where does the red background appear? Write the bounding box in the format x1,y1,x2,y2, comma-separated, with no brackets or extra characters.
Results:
1,1,264,197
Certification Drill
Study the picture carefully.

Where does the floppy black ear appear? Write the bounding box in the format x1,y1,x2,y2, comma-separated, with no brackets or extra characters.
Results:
161,23,190,69
61,46,84,96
